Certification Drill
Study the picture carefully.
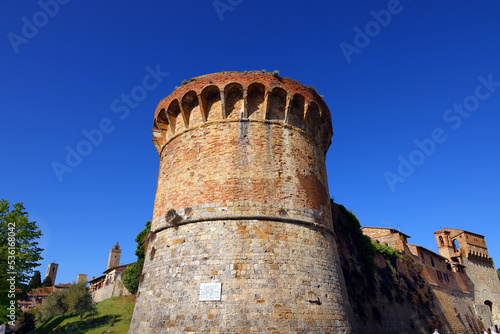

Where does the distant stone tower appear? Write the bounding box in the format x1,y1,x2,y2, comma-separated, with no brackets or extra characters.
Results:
77,274,87,285
107,242,121,270
129,72,352,333
45,263,58,286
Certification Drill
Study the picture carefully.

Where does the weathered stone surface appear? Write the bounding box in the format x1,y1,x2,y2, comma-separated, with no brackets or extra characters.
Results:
128,72,352,333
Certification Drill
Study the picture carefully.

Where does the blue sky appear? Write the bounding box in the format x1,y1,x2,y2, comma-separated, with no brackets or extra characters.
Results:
1,1,499,284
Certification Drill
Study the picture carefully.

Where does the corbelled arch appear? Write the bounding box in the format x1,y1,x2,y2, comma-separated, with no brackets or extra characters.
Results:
288,93,305,129
247,83,266,120
201,85,222,122
266,87,287,121
224,82,244,120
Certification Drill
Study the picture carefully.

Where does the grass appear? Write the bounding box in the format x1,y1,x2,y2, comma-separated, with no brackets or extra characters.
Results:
30,295,136,334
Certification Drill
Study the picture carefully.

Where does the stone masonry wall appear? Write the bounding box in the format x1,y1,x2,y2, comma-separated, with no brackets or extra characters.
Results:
129,72,352,333
131,220,351,333
462,257,500,329
430,285,482,333
91,279,131,303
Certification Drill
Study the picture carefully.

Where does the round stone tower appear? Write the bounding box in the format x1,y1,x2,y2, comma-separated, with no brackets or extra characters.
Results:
129,71,352,333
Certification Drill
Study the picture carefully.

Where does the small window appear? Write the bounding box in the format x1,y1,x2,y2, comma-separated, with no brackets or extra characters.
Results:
420,252,426,263
444,273,450,283
430,257,435,267
437,270,443,281
439,236,444,246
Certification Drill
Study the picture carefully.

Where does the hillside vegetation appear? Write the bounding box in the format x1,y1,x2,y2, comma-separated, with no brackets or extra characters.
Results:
30,295,135,334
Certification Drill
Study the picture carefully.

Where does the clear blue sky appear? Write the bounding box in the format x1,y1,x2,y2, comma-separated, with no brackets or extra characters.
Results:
1,1,499,284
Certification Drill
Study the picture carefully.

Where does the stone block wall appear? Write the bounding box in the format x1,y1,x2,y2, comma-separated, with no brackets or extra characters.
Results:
91,279,131,303
131,220,351,333
462,257,500,329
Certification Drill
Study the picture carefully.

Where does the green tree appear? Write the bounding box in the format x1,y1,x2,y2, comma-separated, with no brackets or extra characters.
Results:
35,283,97,325
497,268,500,281
122,221,151,294
70,283,96,320
42,275,53,287
0,199,43,323
28,270,42,290
35,291,68,325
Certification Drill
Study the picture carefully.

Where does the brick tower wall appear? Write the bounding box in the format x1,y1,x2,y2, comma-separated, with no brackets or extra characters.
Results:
128,72,352,333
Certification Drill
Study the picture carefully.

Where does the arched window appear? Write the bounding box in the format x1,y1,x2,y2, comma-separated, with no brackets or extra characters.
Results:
485,300,493,313
439,236,444,246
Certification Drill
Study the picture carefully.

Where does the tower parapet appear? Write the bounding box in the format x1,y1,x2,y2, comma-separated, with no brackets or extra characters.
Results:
152,71,333,155
129,72,352,333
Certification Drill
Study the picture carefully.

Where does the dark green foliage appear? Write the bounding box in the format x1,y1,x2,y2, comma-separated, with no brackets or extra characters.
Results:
28,271,42,290
0,200,43,323
122,261,143,295
122,221,151,294
497,268,500,280
42,276,53,287
337,204,377,270
271,70,279,77
14,309,36,333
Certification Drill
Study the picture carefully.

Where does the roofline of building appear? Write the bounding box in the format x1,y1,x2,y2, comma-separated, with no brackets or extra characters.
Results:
434,228,485,238
407,243,449,260
102,262,135,275
361,226,411,238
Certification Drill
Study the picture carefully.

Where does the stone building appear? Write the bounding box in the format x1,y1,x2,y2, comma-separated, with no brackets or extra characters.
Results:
435,228,500,331
361,226,411,252
89,243,132,303
129,71,353,333
362,226,500,332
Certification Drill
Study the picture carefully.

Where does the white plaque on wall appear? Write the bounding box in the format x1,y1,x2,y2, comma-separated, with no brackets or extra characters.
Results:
199,283,222,301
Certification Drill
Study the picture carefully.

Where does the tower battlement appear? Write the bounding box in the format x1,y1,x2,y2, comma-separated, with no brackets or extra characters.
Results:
152,71,333,155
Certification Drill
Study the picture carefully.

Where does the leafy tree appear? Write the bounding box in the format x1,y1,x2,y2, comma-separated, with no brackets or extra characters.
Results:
35,283,97,325
122,221,151,294
497,268,500,281
71,284,96,320
35,291,68,325
42,275,53,287
28,270,42,290
0,199,43,323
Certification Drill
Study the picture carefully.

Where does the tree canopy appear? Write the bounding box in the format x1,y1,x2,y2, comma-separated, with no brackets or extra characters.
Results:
0,199,43,323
